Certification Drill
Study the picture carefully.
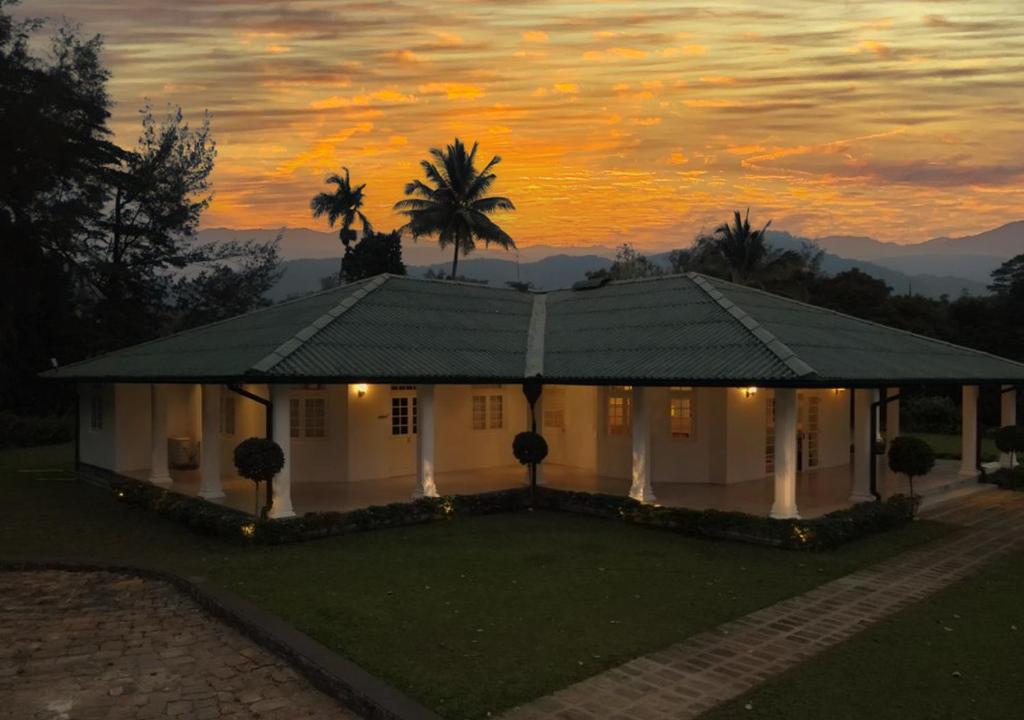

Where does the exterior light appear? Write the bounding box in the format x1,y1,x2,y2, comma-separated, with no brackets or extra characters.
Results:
240,522,256,538
744,387,758,398
354,383,368,398
833,388,844,396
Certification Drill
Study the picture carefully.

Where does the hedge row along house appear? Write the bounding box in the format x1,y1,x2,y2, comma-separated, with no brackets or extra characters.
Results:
48,273,1024,520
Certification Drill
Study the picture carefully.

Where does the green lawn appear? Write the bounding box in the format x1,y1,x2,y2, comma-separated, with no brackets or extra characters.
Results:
0,445,952,719
906,432,999,462
701,546,1024,720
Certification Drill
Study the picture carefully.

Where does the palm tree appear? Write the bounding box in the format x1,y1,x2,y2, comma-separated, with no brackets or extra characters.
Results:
310,168,373,277
394,138,515,278
701,209,773,284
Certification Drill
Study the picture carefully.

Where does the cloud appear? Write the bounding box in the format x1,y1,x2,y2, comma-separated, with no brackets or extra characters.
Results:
582,47,649,61
521,31,549,42
417,82,485,100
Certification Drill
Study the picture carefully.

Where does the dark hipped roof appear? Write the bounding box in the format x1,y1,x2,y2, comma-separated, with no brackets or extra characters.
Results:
45,273,1024,386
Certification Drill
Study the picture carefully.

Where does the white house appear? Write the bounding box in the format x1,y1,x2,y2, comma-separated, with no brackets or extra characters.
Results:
50,273,1024,520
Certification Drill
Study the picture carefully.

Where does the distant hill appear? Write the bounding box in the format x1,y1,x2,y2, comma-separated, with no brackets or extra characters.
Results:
209,221,1020,301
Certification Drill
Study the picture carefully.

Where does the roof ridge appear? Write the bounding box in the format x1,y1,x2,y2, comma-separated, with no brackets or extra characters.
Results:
523,293,547,377
249,274,390,374
698,272,1024,372
688,272,817,379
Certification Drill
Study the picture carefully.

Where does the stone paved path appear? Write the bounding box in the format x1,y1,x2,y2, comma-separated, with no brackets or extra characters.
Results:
501,489,1024,720
0,570,360,720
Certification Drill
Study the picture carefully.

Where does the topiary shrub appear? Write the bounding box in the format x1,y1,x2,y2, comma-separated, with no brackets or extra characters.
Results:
513,430,548,506
888,435,936,511
233,437,284,517
993,425,1024,469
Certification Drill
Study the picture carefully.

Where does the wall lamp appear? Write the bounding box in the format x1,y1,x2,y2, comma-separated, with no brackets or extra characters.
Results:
744,387,758,398
354,383,368,398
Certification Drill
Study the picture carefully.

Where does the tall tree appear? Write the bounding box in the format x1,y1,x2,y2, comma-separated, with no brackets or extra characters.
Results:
310,168,372,278
0,1,115,410
586,243,663,281
339,230,406,283
394,138,515,278
82,105,219,349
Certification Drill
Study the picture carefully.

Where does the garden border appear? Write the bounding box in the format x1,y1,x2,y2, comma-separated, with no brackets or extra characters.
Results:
0,557,442,720
77,464,917,550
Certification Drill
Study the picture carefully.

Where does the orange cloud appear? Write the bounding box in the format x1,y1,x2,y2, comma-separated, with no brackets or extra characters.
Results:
417,82,485,100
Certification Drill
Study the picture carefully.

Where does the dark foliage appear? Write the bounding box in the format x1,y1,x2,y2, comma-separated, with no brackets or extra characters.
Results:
586,244,662,282
888,435,937,505
340,230,406,282
901,395,959,434
986,466,1024,490
0,411,73,448
993,425,1024,463
233,437,284,484
512,431,549,466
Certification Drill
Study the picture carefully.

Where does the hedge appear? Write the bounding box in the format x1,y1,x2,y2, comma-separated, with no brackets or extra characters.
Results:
0,411,73,448
533,488,918,551
985,466,1024,491
93,468,917,551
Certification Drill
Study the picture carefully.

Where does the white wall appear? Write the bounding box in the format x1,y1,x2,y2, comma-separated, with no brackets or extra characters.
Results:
724,387,851,484
544,385,600,471
114,384,152,472
78,383,116,469
651,387,724,484
290,384,348,484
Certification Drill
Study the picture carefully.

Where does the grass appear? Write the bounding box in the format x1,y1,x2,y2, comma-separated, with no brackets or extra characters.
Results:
1,444,953,719
906,432,998,462
701,547,1024,720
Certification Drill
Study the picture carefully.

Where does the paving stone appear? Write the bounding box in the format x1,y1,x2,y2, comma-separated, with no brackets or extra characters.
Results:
0,570,361,720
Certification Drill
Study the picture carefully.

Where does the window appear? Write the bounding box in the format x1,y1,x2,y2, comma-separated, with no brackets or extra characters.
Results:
765,397,776,474
669,387,693,438
291,395,327,439
807,396,820,468
471,394,504,430
391,396,417,435
489,395,503,429
220,394,236,435
90,387,103,431
472,396,487,430
607,387,632,436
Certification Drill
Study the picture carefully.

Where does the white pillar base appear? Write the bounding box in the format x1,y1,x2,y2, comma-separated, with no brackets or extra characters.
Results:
269,385,295,519
415,385,439,499
770,388,799,519
630,386,656,504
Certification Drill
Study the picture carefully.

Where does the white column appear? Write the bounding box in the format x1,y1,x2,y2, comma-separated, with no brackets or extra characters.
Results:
198,384,224,499
960,385,979,477
872,388,882,442
414,384,439,498
269,385,295,518
770,388,799,518
630,386,656,503
147,383,172,487
1001,385,1017,469
850,388,874,502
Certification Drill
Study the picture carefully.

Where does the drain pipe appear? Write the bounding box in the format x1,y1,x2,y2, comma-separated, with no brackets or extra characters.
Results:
869,388,901,500
227,384,274,517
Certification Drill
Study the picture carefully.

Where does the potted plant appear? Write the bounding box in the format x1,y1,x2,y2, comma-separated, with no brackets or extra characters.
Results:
887,435,935,514
233,437,284,518
513,430,548,506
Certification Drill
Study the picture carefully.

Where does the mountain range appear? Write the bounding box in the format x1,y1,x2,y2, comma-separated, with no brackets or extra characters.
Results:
195,221,1024,301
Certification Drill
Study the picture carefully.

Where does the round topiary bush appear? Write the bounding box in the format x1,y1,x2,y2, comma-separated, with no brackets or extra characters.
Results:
993,425,1024,468
512,431,548,466
233,437,284,516
888,435,936,509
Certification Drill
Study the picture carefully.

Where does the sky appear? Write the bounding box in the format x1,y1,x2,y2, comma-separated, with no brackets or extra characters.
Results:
20,0,1024,249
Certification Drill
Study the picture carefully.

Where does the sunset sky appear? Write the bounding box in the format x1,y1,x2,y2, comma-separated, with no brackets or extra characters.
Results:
22,1,1024,249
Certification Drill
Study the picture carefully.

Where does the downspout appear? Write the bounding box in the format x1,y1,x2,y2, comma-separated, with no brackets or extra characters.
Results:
74,388,81,471
227,383,274,517
870,388,901,500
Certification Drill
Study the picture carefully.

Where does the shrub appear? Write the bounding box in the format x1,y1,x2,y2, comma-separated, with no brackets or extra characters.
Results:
888,435,936,507
512,431,548,466
0,411,73,448
993,425,1024,468
987,466,1024,490
902,395,958,434
233,437,284,517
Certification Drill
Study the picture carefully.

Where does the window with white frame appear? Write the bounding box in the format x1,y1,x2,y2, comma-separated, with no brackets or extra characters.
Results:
607,386,632,436
471,394,504,430
220,394,236,435
290,394,327,439
90,386,104,431
669,387,694,438
391,386,418,436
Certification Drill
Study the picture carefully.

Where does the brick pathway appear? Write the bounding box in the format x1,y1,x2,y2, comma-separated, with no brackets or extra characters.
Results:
501,490,1024,720
0,570,360,720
